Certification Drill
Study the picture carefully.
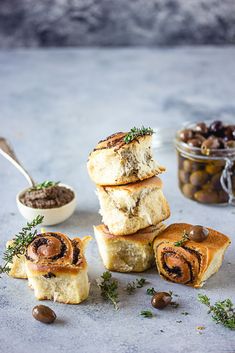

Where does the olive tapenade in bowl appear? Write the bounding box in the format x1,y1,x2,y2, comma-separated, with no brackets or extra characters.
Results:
16,181,76,225
175,120,235,205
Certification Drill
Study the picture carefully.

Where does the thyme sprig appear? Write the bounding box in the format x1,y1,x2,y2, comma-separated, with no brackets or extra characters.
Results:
174,230,189,247
0,215,44,276
140,310,153,318
97,271,119,310
198,294,235,330
31,180,60,191
124,126,154,144
146,287,156,296
126,278,147,294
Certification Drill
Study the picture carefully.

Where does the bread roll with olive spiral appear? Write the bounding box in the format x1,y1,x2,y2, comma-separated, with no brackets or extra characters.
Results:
153,223,230,288
25,232,91,304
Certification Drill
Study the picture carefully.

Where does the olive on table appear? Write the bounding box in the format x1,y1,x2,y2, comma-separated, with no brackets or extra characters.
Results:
182,183,197,199
188,225,209,242
190,170,208,186
151,292,172,310
32,305,56,324
194,190,218,204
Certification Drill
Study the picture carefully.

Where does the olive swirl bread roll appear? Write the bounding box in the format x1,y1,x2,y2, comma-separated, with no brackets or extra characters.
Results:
153,223,230,288
24,232,91,304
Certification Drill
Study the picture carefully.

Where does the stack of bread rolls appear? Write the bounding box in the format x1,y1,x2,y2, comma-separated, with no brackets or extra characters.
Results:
87,130,170,272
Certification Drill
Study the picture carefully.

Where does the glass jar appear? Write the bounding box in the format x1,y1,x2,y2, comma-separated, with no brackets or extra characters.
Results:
175,122,235,205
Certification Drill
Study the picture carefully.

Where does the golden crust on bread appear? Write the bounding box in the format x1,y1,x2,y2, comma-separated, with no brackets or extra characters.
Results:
8,232,91,304
94,223,166,273
153,223,231,288
87,133,165,186
101,176,163,191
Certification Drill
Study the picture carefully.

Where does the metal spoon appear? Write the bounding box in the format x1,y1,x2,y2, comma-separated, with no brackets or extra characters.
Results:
0,137,35,187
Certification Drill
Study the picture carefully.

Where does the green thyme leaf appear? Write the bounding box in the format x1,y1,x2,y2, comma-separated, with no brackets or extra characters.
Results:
174,230,189,247
97,271,119,310
198,294,235,330
0,215,44,276
31,180,60,191
146,287,156,296
126,278,147,294
124,126,154,144
140,310,153,318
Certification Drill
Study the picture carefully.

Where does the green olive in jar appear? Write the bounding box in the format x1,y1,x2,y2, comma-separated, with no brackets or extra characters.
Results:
232,175,235,189
205,163,223,175
183,160,202,173
182,183,197,199
210,173,222,189
194,190,219,204
179,170,190,184
217,190,229,203
202,182,214,192
190,171,209,186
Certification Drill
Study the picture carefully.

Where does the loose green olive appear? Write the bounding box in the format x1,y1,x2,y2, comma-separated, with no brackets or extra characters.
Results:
190,171,208,186
188,225,209,242
32,305,56,324
194,190,218,204
151,292,172,310
182,183,197,199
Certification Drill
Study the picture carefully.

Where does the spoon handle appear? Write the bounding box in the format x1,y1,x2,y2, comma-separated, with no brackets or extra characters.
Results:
0,137,35,187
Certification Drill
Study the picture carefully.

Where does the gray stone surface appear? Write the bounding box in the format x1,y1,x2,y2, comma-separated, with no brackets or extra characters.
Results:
0,0,235,47
0,47,235,353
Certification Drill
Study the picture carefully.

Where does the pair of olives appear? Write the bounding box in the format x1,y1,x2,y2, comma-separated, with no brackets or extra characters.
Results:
32,305,56,324
179,120,235,154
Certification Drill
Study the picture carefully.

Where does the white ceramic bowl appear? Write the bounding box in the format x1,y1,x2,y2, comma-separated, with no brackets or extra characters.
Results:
16,183,77,226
